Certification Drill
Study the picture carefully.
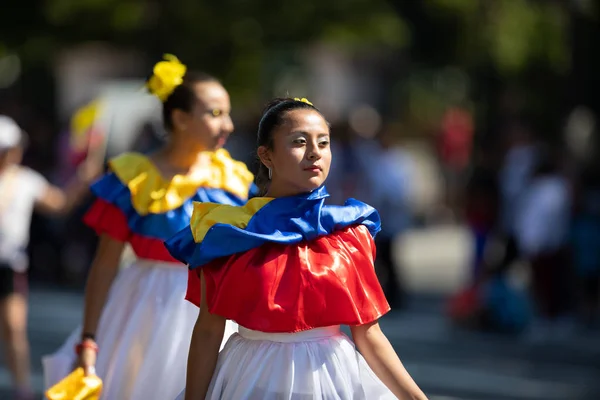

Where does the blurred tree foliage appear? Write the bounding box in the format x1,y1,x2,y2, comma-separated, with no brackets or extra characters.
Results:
0,0,408,106
423,0,571,75
390,0,599,142
0,0,598,140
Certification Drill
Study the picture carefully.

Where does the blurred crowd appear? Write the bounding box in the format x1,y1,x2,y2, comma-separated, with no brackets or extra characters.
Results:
457,118,600,337
326,111,600,338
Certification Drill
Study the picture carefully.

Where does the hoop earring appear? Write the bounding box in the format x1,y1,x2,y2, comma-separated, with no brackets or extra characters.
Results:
268,168,272,180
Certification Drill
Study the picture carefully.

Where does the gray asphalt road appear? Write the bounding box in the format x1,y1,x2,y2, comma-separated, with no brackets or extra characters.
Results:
2,226,599,399
1,287,598,400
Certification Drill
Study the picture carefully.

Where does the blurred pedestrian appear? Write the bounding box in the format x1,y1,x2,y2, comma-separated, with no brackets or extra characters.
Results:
368,129,414,308
0,115,98,400
570,164,600,329
515,148,573,338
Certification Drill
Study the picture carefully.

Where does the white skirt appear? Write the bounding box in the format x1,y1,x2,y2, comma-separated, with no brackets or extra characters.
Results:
176,326,395,400
42,259,237,400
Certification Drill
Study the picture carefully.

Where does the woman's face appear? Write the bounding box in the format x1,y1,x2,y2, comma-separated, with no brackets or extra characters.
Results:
259,109,331,197
173,81,234,151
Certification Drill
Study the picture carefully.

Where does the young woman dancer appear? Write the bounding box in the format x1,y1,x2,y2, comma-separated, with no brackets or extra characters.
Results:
43,55,255,400
167,98,427,399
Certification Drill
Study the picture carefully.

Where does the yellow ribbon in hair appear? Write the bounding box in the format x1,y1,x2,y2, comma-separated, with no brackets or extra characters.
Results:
45,367,103,400
294,97,313,106
146,54,187,102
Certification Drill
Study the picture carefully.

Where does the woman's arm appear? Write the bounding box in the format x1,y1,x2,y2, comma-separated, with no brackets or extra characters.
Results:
350,321,427,400
78,234,125,375
184,270,226,400
34,182,88,216
35,159,103,216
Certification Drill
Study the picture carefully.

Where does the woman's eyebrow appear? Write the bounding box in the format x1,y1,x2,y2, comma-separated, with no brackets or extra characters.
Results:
287,131,330,137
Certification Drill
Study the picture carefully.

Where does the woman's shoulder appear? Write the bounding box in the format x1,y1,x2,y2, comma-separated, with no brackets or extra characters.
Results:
188,197,274,242
206,149,255,200
98,152,178,215
98,150,256,215
166,190,380,269
107,152,152,183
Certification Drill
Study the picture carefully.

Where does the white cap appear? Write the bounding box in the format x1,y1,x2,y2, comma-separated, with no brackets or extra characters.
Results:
0,115,23,150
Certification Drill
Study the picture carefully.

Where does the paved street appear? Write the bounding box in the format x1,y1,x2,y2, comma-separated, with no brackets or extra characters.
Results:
1,286,598,400
1,226,599,399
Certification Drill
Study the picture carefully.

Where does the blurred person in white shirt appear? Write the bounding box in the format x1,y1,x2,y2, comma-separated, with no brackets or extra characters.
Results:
359,130,414,308
514,148,573,335
0,116,98,399
499,123,538,237
495,121,539,272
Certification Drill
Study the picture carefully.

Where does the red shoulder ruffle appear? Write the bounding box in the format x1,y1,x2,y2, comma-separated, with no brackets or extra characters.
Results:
186,268,202,307
188,225,390,332
83,199,131,242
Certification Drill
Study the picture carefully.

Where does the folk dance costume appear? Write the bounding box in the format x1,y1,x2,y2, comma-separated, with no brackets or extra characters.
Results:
167,186,396,399
43,150,255,400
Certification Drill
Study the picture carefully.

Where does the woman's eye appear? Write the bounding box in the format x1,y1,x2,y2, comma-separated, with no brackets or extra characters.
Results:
319,140,330,146
293,139,306,144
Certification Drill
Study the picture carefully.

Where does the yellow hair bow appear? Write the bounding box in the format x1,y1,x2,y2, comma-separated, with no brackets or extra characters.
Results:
294,97,313,106
146,54,187,102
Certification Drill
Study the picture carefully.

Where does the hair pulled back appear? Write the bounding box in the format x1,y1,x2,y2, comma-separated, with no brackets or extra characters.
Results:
160,72,219,131
255,98,325,195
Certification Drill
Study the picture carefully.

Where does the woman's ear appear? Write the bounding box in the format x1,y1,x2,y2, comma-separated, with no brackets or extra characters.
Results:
257,146,273,169
171,109,189,132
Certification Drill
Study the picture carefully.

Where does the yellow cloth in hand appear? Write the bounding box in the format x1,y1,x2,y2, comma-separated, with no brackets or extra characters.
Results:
45,367,102,400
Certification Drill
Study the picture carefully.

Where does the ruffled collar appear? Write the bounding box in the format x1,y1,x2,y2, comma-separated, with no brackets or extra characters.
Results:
165,185,381,267
109,150,254,215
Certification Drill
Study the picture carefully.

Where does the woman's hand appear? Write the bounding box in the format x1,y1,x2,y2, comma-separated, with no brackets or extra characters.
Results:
76,339,98,376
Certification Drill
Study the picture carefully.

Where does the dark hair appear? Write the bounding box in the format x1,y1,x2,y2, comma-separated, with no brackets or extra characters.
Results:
150,71,220,131
19,130,29,149
255,98,326,195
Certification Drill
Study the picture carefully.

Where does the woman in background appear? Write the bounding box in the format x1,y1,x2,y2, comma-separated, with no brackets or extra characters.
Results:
43,55,255,400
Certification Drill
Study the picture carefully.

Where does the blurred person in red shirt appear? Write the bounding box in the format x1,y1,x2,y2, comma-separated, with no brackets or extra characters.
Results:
438,106,474,214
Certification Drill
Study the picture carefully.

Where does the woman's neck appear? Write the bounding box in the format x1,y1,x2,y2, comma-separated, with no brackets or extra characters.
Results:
0,161,16,175
154,140,209,174
265,182,313,199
